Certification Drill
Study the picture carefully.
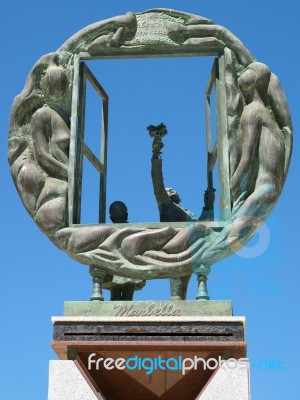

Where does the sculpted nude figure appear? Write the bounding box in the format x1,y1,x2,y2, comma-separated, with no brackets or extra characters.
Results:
9,63,71,233
229,62,292,244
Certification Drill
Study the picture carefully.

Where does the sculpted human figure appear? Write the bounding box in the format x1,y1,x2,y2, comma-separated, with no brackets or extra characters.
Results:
8,10,292,288
167,20,254,67
32,66,70,180
9,62,71,233
150,124,213,300
103,201,146,300
229,62,292,245
59,12,137,52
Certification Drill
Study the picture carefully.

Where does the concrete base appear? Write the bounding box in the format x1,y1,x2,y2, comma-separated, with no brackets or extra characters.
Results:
64,300,233,317
48,359,250,399
48,360,99,400
197,360,250,399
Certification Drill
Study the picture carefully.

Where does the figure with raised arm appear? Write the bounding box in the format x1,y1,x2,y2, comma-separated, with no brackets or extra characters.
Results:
149,123,214,300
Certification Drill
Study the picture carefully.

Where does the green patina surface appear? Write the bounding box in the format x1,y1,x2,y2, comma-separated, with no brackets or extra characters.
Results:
9,9,292,301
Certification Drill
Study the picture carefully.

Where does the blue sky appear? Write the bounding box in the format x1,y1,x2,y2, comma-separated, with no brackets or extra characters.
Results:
1,1,299,398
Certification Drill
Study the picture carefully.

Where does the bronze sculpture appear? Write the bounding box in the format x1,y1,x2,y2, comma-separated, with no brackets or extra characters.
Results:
103,201,146,301
8,9,292,300
149,123,215,299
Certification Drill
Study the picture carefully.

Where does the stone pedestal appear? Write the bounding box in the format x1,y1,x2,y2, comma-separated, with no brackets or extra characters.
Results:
49,301,250,399
48,360,99,400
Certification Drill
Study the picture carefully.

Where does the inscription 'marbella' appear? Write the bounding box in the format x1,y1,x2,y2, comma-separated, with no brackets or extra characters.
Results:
114,303,181,317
